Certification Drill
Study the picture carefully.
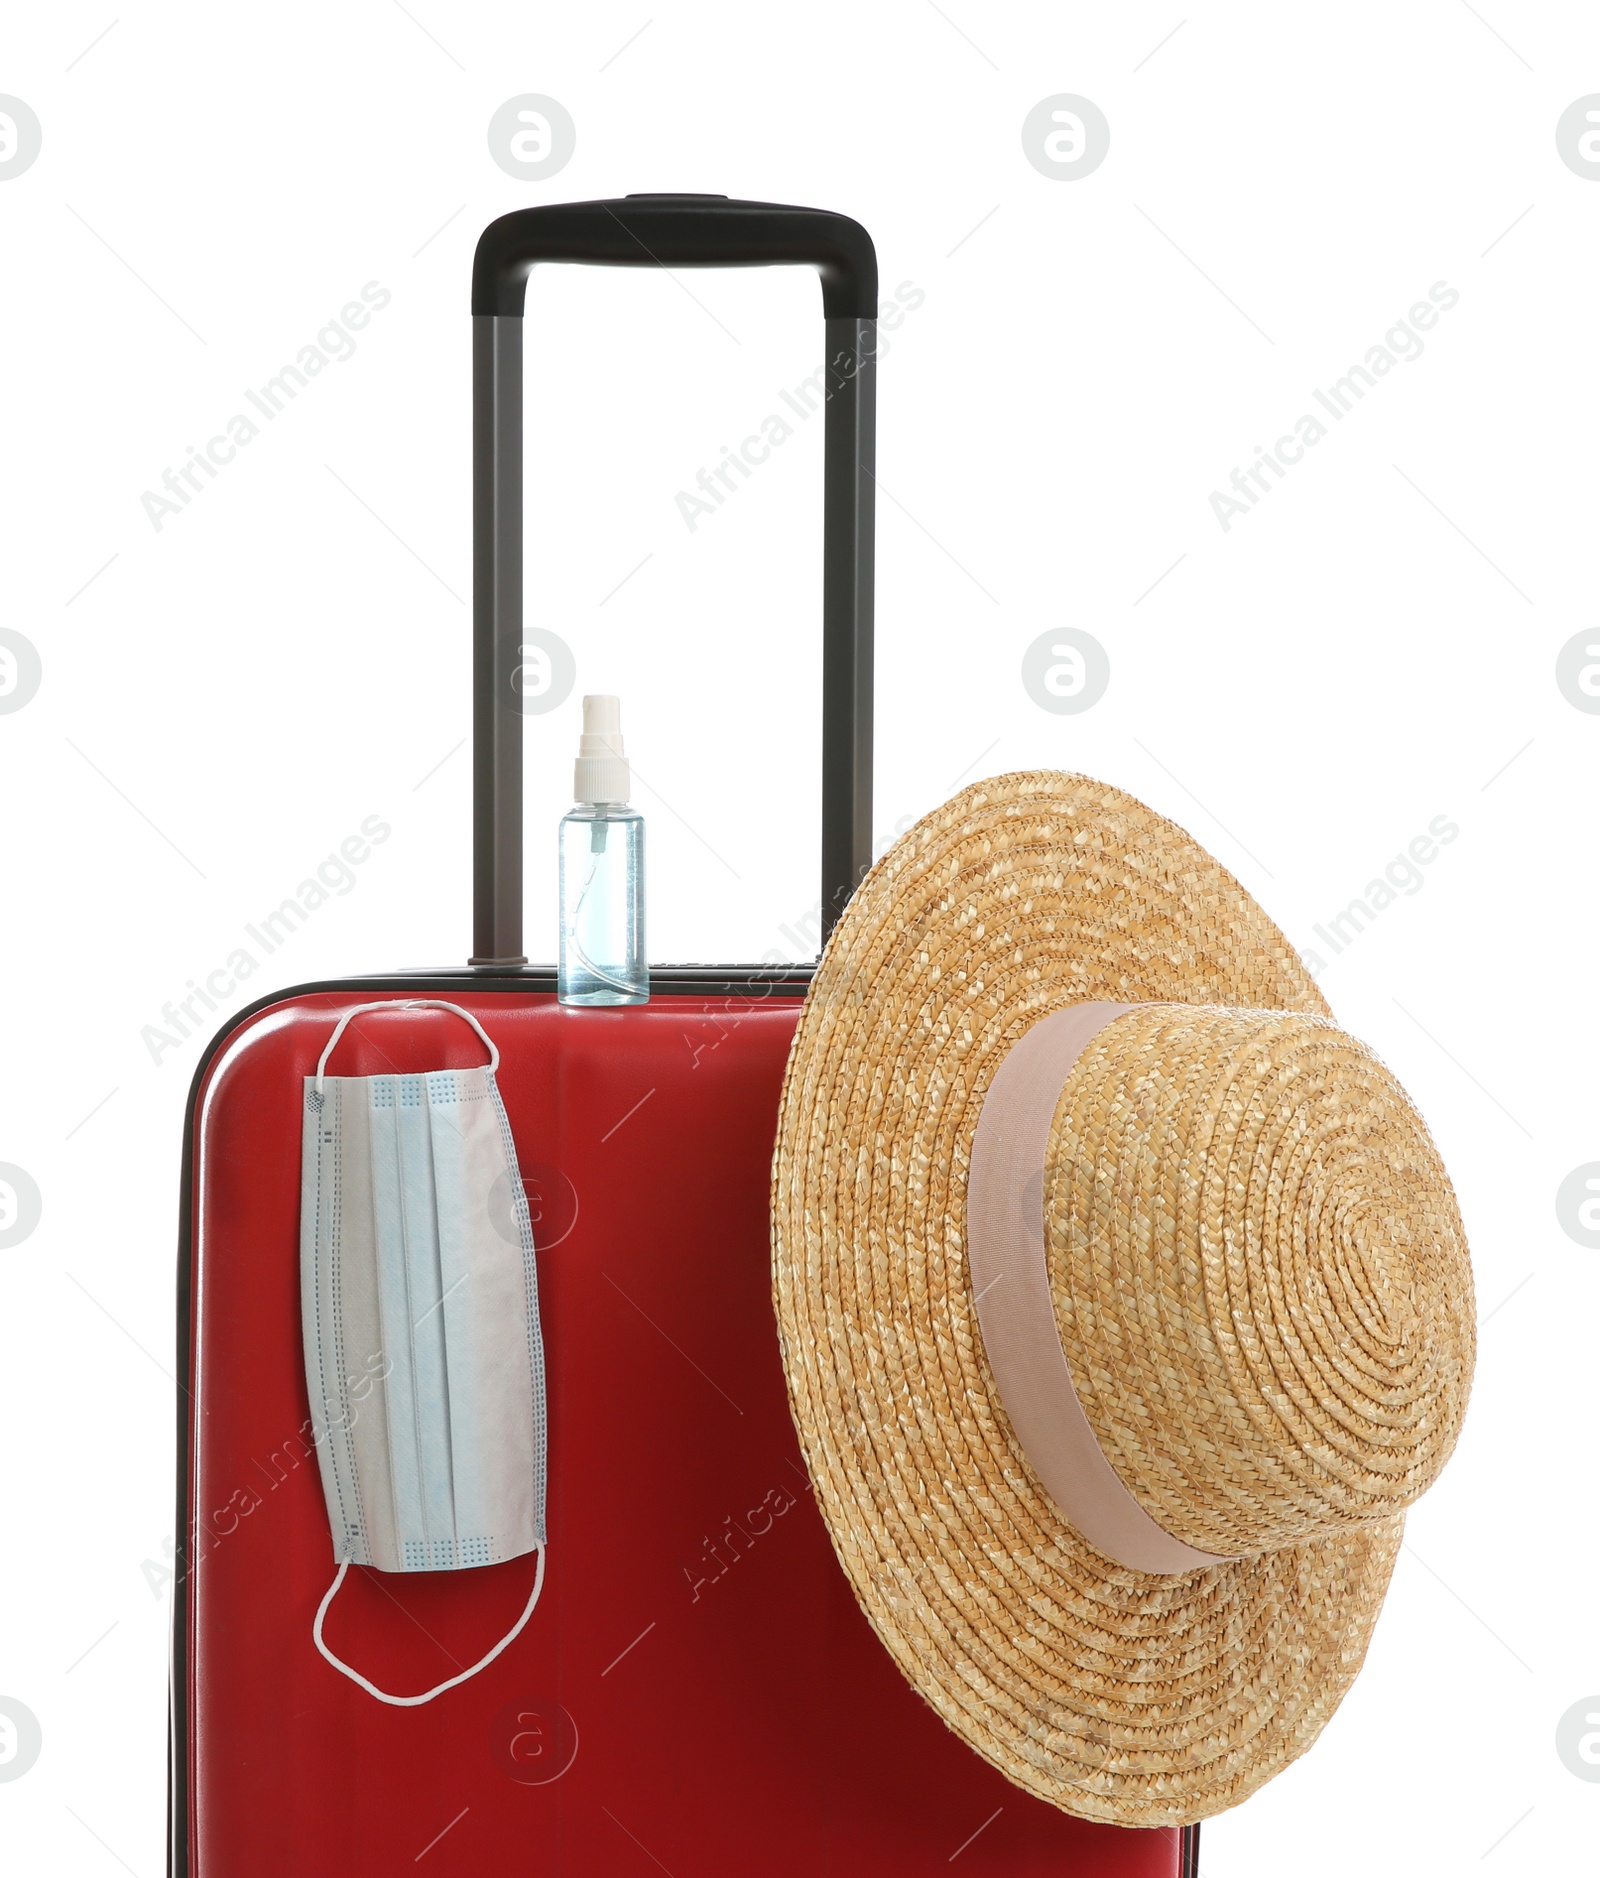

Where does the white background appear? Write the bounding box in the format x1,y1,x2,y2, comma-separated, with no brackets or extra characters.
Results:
1,3,1596,1871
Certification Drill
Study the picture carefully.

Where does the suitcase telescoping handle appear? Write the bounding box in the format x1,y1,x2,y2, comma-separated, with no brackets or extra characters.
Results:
469,194,878,967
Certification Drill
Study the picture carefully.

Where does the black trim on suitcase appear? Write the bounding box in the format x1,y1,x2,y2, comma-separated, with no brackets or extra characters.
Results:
1183,1820,1202,1876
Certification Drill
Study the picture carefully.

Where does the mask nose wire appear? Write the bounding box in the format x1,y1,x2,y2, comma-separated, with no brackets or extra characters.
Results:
314,1000,502,1096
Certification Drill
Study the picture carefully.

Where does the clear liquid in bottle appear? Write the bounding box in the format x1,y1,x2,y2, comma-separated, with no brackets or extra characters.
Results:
558,803,646,1005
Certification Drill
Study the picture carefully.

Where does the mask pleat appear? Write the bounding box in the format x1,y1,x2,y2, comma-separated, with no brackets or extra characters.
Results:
394,1074,456,1567
369,1077,430,1564
428,1071,487,1566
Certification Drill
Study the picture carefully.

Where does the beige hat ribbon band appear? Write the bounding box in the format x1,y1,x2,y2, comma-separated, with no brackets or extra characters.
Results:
967,1001,1236,1575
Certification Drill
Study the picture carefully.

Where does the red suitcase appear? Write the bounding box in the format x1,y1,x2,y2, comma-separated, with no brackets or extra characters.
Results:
172,196,1198,1877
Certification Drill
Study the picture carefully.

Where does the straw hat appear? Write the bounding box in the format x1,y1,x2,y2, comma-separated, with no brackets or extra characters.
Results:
771,772,1473,1827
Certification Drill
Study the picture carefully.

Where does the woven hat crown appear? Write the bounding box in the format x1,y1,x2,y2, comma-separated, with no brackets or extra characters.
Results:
1043,1002,1475,1559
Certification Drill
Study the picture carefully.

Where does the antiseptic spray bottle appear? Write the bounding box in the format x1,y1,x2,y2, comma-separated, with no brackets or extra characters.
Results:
558,695,647,1006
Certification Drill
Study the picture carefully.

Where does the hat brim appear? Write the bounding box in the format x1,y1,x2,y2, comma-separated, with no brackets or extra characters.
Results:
771,771,1403,1827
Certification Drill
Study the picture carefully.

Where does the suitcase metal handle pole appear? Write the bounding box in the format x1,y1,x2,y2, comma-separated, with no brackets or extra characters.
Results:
468,194,878,965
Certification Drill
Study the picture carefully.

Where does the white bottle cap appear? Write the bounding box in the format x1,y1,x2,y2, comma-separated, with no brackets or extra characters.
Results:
574,694,631,804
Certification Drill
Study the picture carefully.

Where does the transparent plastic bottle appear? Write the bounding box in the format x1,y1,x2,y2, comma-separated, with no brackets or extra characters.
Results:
558,696,647,1006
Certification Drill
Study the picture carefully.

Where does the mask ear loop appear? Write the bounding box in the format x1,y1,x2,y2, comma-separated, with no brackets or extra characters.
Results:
314,999,501,1095
312,1546,546,1707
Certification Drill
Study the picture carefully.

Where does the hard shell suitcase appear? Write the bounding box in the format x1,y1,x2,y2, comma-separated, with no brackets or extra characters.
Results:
173,196,1199,1877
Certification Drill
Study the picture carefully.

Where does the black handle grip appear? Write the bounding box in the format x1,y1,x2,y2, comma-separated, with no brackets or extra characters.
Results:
472,194,878,318
470,196,877,968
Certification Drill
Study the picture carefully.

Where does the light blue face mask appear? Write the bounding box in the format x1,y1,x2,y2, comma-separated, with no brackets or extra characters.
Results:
299,1000,547,1706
